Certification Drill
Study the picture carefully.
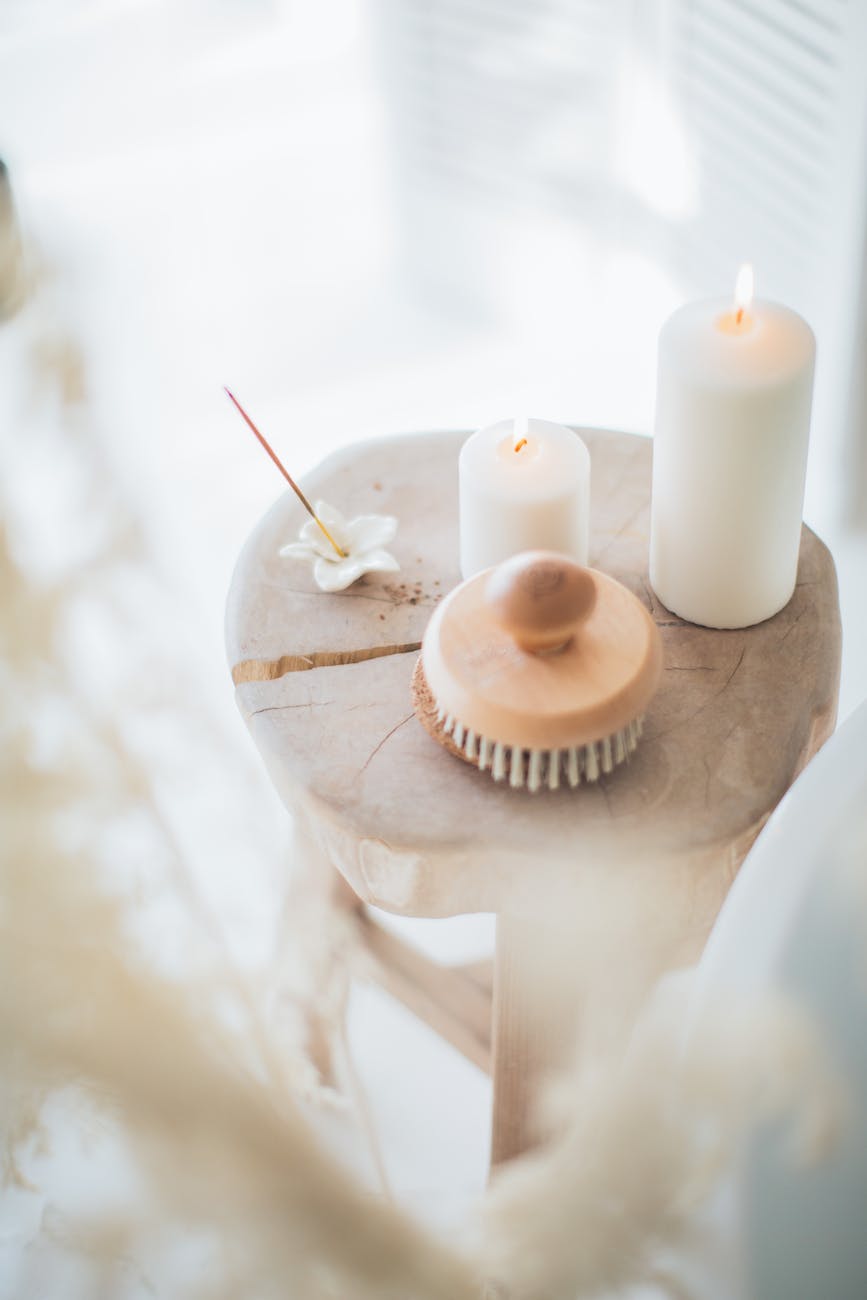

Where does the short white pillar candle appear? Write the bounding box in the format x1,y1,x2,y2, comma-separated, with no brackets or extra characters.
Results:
459,417,591,579
650,268,816,629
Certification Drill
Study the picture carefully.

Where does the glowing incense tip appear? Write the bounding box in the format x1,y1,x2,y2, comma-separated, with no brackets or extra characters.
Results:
224,387,346,557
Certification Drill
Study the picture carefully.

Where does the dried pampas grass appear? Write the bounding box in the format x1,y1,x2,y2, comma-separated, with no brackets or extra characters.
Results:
479,976,845,1299
1,852,478,1300
0,266,478,1300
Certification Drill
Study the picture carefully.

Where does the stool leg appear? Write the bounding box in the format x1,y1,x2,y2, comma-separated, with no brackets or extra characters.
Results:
490,913,580,1167
291,812,363,916
489,846,746,1172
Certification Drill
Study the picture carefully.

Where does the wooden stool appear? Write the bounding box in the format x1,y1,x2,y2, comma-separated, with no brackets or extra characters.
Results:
225,429,841,1167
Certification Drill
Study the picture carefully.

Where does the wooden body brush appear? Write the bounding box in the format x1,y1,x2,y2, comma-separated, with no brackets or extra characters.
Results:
412,551,663,792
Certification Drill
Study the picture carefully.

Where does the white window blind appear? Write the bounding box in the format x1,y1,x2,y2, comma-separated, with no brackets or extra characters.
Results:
668,0,867,523
372,0,867,527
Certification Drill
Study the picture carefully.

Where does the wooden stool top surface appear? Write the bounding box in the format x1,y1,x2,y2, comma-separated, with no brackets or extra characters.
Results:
226,430,841,921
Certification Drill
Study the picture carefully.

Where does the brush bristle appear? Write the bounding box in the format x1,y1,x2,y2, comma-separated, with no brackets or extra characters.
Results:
414,658,646,792
436,712,644,792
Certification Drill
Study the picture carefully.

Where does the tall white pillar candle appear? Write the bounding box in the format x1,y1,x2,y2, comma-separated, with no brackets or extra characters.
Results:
650,270,815,629
459,417,590,579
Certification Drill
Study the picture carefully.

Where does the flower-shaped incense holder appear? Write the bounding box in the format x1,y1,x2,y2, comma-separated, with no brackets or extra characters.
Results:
280,500,400,592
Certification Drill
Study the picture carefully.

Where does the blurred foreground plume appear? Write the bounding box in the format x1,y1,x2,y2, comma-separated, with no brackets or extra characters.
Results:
0,213,479,1300
479,970,845,1299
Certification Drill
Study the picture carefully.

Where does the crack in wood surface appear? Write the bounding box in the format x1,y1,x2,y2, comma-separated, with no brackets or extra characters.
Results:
249,700,335,717
232,641,422,685
779,606,807,644
361,712,416,775
655,645,748,739
592,498,648,564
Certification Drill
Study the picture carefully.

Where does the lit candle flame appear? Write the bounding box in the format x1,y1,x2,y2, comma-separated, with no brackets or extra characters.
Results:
734,263,754,325
514,415,529,453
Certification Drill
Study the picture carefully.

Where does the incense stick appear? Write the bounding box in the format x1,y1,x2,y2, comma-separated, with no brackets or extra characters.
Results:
224,388,346,558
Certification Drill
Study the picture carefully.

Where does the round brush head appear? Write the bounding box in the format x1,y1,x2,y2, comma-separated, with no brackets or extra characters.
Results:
412,551,663,791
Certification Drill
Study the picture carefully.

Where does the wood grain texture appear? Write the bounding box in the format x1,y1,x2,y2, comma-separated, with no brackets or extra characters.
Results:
226,429,841,922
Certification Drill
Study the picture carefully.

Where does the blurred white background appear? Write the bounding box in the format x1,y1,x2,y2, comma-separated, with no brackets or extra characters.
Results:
1,0,866,1241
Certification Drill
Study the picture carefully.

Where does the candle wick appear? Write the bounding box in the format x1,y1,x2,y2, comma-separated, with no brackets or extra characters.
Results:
514,438,528,453
735,306,744,326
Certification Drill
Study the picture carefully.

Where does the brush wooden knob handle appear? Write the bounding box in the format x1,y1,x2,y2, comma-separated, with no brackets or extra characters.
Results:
485,551,597,653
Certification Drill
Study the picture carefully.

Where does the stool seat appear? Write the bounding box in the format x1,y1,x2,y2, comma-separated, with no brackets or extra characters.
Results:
226,428,841,1163
227,429,840,916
